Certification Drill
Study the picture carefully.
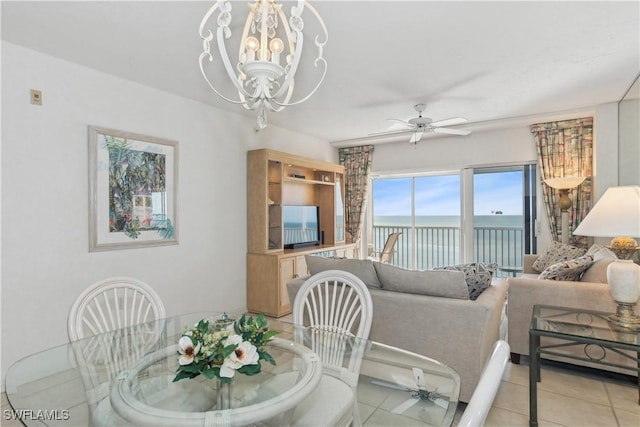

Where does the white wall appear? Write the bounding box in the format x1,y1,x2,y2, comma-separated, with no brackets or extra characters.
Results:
0,42,333,386
369,105,619,251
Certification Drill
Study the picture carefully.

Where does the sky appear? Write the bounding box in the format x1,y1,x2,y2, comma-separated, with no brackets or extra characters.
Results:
373,171,524,216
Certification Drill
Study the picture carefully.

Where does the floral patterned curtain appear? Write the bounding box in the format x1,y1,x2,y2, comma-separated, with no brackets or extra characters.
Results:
338,146,374,245
531,118,593,247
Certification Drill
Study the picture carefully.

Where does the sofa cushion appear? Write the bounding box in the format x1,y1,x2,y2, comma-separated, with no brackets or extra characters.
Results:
305,255,382,289
538,255,594,281
532,241,587,272
435,262,498,300
373,262,469,300
581,244,616,283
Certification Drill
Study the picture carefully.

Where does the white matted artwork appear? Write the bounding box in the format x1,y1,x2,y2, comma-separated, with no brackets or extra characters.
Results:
89,126,178,251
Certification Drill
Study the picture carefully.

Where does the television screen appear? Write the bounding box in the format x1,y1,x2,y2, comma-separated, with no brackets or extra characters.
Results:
283,205,320,249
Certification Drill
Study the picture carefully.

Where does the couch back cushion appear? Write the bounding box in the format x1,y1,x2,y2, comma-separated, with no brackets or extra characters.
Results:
305,255,382,288
373,262,469,299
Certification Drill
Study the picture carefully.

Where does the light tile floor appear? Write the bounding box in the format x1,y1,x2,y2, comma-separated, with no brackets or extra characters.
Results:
2,330,638,427
4,360,635,427
453,358,639,427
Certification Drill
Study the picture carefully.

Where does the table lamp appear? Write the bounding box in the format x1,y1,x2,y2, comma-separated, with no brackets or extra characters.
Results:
544,176,586,244
573,185,640,331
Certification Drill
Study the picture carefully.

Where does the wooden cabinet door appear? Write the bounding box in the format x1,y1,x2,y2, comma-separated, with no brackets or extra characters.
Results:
295,255,308,278
279,258,295,314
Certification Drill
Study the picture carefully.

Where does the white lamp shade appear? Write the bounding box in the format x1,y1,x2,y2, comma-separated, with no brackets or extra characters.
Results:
573,186,640,238
544,176,586,189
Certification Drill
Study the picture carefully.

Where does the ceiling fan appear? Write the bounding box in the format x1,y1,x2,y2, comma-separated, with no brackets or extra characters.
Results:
371,104,471,143
371,367,451,414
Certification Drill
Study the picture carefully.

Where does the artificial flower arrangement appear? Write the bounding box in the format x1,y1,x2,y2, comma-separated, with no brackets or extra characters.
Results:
173,313,278,384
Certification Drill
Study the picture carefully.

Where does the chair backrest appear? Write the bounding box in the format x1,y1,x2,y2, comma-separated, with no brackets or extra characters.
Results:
379,232,402,263
293,270,373,339
457,340,510,427
68,276,166,341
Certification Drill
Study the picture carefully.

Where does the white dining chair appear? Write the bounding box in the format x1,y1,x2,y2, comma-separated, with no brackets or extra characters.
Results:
67,277,166,426
457,340,510,427
68,276,166,341
290,269,373,427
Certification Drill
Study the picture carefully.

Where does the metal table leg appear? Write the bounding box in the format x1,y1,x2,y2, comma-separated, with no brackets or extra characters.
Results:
529,331,540,427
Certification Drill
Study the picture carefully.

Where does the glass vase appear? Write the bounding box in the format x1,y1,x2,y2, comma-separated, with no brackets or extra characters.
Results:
216,379,233,410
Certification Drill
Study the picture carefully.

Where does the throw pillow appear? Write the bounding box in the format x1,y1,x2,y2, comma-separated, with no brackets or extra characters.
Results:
372,262,469,300
538,255,594,281
532,241,587,273
434,262,497,301
581,244,617,283
305,255,382,289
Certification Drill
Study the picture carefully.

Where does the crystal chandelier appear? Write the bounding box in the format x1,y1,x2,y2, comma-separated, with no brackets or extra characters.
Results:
199,0,328,130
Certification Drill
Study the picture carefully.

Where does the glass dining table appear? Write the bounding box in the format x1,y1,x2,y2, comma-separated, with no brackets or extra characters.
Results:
5,312,460,426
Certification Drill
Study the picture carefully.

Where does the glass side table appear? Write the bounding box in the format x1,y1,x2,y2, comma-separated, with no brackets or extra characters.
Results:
529,304,640,427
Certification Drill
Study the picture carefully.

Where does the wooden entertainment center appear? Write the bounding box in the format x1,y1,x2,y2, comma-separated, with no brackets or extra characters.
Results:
247,149,356,317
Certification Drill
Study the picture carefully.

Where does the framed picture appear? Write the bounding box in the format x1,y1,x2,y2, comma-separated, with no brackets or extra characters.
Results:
89,126,178,251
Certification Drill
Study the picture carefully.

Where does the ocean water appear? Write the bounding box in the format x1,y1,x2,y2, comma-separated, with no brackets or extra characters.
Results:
374,215,523,228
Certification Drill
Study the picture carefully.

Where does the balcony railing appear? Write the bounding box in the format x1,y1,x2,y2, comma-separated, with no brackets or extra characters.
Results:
372,225,523,278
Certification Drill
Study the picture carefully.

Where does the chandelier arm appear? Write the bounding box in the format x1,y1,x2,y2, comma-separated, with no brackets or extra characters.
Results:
271,33,303,100
271,57,326,107
198,1,222,40
214,26,258,101
199,51,248,106
303,1,329,47
271,1,328,103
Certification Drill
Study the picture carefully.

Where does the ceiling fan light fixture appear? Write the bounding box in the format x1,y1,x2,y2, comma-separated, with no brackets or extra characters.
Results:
199,0,328,130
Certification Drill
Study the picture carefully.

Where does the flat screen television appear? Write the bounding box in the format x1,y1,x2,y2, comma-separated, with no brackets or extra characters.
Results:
283,205,320,249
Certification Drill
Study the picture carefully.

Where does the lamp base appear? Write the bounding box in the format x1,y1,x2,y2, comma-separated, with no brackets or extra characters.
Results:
607,302,640,332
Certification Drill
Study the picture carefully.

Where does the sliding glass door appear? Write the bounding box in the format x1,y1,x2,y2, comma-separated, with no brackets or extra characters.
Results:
371,164,536,273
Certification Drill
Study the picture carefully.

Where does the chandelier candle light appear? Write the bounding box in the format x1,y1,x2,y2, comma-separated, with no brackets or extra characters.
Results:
199,0,328,130
573,186,640,331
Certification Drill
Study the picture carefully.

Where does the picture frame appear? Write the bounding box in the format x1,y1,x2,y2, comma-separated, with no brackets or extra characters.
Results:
89,126,178,251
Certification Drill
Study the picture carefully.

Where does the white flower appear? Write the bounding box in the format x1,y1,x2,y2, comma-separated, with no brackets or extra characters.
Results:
224,334,243,347
220,340,260,378
178,336,201,365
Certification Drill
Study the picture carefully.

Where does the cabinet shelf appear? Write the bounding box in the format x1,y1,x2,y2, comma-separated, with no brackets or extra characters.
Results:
283,176,335,186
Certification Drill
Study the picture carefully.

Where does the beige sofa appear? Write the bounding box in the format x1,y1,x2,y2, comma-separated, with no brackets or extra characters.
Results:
286,257,509,402
508,253,638,376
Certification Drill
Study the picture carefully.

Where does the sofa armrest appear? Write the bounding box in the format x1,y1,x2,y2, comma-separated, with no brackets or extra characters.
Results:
523,254,538,274
507,277,617,356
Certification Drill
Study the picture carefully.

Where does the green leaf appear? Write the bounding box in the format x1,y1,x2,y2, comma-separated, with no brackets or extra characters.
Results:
221,344,237,358
262,330,279,341
197,320,210,334
178,363,202,374
203,366,220,380
256,313,267,328
238,363,261,376
259,350,277,366
173,370,198,382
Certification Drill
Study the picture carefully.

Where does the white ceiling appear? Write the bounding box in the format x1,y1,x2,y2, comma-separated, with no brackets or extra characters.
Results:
2,1,639,145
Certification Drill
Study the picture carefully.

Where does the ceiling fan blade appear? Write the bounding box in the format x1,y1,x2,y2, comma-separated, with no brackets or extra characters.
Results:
430,117,467,127
370,380,411,392
387,118,414,127
368,128,414,137
391,397,420,414
433,127,471,136
409,131,423,144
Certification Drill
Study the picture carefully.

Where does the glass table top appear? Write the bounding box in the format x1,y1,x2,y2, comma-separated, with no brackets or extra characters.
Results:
5,312,460,427
531,305,640,347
